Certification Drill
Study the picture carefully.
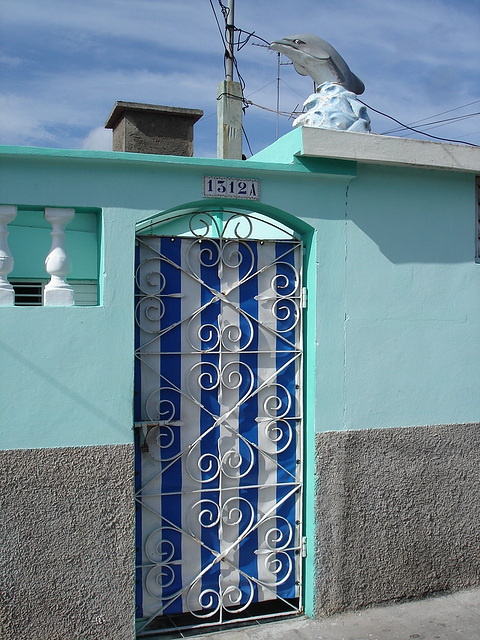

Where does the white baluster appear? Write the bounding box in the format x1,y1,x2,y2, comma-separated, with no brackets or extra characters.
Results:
44,207,75,306
0,205,17,306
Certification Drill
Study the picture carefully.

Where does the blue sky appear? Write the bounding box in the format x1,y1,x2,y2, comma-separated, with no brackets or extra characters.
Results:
1,0,479,157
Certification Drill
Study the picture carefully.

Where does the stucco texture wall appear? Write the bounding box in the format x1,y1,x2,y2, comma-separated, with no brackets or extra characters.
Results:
0,444,135,640
314,423,480,616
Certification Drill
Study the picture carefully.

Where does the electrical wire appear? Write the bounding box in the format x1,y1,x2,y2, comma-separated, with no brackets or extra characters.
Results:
382,99,480,134
279,77,308,100
404,112,480,134
232,28,254,51
209,0,227,49
217,0,229,20
242,125,253,156
381,112,480,137
358,99,479,147
234,29,271,48
247,100,302,118
208,0,227,77
246,79,278,98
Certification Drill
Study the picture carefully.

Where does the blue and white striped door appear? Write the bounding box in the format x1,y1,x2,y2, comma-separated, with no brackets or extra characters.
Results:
135,212,303,634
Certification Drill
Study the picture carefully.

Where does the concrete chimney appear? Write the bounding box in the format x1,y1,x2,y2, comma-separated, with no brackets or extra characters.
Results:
105,101,203,156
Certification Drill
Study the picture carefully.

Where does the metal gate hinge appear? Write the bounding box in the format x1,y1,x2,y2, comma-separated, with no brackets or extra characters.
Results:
302,536,307,558
301,287,307,309
133,421,183,454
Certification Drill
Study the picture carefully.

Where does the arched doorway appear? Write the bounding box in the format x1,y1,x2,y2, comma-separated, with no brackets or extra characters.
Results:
134,207,305,635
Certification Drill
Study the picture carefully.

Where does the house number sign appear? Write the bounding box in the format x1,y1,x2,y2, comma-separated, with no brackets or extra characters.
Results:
203,176,260,200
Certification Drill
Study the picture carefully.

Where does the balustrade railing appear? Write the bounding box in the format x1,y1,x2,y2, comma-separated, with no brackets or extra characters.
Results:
0,206,75,306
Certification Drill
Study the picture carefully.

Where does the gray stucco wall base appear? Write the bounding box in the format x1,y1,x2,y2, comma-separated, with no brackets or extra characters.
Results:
0,444,135,640
314,423,480,616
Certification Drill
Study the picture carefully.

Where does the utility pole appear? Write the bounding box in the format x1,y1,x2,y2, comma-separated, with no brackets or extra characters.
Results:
276,52,280,139
225,0,234,82
217,0,243,159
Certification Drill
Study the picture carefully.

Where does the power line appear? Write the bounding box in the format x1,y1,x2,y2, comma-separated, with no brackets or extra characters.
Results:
382,111,480,137
461,130,480,138
359,99,479,147
242,125,253,156
246,79,278,99
217,0,229,20
279,78,308,100
382,99,480,134
247,99,302,118
208,0,227,77
234,28,270,47
409,112,480,134
209,0,227,49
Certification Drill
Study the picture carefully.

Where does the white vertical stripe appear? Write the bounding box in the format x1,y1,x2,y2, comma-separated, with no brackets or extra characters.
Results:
218,241,241,606
180,238,205,613
255,241,278,601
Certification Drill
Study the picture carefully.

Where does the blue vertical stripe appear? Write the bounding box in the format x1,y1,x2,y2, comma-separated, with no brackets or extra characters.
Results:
238,240,259,603
160,237,183,614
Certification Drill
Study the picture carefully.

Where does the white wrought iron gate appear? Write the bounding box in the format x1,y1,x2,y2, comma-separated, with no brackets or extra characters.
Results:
134,211,303,635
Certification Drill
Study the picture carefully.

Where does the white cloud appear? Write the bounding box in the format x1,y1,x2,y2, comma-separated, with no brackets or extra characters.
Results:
0,53,22,67
81,127,112,151
0,0,221,56
0,95,56,146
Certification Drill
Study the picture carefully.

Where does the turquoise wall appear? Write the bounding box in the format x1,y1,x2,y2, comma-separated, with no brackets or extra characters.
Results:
0,203,135,449
343,165,479,430
0,306,133,448
0,145,478,453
